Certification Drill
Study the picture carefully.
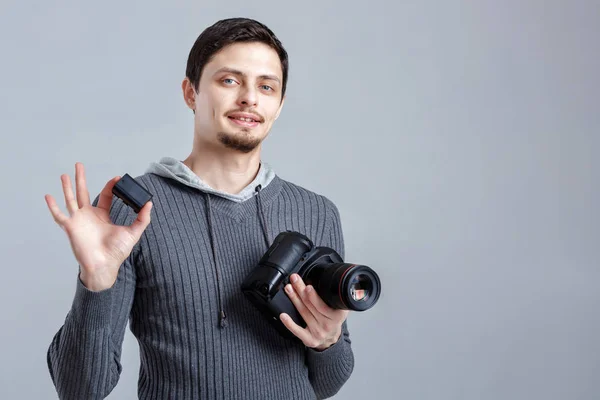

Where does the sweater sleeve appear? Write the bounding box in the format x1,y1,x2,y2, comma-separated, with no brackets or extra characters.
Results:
305,199,355,399
46,197,139,400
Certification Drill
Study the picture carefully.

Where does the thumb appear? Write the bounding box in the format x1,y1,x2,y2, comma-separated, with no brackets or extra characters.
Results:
128,201,153,239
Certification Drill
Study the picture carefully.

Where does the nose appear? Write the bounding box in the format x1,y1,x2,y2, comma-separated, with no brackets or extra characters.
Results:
237,85,258,108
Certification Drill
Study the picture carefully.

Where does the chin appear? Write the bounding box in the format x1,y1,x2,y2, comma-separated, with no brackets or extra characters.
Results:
217,131,262,153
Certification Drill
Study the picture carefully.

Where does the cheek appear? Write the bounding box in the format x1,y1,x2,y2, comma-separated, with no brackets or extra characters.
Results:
212,91,236,119
196,92,227,123
265,101,282,122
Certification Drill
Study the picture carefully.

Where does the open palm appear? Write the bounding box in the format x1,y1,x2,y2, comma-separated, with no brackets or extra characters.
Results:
45,162,152,291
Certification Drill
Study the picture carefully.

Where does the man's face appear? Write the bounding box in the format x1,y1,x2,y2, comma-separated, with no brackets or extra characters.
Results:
184,42,285,153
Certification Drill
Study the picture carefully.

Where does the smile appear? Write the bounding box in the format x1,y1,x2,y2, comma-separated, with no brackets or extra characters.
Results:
228,116,260,128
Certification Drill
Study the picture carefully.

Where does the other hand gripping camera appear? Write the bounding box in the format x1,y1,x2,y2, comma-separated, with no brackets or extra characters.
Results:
241,231,381,341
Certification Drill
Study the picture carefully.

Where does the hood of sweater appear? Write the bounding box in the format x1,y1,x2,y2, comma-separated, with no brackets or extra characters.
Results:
144,156,276,328
145,156,276,203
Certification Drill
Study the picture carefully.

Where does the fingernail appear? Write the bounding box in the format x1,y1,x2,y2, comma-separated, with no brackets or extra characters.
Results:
306,286,313,293
285,284,293,293
290,274,298,283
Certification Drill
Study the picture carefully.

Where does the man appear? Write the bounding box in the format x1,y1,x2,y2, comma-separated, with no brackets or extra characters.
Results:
45,17,354,399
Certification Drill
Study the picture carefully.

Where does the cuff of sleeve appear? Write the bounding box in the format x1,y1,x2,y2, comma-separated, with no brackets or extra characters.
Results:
69,272,114,329
306,330,354,397
306,331,352,365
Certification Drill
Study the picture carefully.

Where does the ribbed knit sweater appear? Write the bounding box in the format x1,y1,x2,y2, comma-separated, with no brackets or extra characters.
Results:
47,161,354,400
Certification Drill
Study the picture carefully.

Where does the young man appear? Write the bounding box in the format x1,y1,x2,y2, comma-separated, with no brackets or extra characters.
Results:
45,18,354,399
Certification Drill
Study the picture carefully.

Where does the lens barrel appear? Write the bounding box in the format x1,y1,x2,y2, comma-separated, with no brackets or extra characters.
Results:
305,263,381,311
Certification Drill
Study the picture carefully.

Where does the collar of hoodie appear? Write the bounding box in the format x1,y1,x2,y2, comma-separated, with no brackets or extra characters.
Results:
145,156,276,203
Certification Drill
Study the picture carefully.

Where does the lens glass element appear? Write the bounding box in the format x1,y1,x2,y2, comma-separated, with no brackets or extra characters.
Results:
349,273,372,301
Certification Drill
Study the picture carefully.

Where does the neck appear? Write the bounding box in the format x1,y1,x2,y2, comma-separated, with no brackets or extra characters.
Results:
182,142,262,195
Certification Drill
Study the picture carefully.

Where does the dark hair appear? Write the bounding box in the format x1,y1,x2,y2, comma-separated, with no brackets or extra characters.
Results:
186,18,289,99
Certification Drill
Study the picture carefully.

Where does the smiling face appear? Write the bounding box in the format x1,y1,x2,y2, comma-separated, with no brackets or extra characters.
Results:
183,41,285,153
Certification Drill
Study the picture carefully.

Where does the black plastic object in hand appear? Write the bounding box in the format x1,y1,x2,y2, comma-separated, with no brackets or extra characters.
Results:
112,174,153,213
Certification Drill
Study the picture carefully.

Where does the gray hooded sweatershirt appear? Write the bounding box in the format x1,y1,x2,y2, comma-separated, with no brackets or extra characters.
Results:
47,157,355,400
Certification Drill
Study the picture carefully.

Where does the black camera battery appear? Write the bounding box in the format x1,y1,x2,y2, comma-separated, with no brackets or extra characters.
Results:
112,173,153,213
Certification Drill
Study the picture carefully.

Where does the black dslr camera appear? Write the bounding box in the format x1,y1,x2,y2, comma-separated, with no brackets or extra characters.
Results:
241,231,381,341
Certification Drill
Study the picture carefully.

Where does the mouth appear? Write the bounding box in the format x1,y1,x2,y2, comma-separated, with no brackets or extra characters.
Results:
227,116,260,128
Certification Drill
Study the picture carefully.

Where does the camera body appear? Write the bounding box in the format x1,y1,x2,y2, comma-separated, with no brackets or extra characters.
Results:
241,231,381,341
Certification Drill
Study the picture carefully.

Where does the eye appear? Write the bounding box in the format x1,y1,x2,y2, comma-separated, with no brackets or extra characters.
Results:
222,78,237,85
261,85,274,91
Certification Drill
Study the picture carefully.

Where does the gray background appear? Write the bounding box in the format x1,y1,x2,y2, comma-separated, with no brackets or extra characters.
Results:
1,1,598,399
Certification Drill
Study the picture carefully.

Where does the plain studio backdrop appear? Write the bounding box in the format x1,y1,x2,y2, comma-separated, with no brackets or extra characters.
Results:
0,1,598,399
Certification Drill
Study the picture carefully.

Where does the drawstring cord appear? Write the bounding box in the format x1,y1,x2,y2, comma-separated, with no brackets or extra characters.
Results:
205,194,228,328
255,184,271,249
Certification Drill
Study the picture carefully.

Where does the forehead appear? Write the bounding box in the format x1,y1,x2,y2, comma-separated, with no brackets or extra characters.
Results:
204,42,283,79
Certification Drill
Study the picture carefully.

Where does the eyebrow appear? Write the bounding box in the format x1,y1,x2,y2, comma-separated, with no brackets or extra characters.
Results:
214,67,281,84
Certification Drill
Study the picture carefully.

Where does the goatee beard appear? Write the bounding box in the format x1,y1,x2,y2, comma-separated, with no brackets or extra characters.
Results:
217,131,261,153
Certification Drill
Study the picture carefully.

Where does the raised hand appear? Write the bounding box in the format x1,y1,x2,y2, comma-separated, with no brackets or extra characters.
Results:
45,162,153,291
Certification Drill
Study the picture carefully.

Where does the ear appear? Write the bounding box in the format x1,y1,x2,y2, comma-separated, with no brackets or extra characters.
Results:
182,78,196,112
275,95,286,120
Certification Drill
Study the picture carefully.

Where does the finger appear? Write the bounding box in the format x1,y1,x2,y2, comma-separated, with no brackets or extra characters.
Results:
290,274,323,321
284,283,318,327
299,285,331,323
290,274,308,296
61,174,78,215
304,285,336,321
128,201,153,239
75,162,91,208
97,176,121,211
45,194,68,226
279,313,314,345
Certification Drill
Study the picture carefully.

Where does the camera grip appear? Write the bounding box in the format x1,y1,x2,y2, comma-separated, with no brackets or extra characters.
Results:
267,289,306,341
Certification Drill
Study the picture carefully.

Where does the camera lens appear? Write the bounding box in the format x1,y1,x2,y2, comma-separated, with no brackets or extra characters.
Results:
306,263,381,311
349,273,372,302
